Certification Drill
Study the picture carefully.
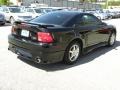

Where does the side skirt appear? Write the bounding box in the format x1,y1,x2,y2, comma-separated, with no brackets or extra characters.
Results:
82,42,108,55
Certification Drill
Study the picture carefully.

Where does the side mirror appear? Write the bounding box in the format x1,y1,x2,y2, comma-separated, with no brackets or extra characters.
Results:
73,23,79,28
98,22,107,26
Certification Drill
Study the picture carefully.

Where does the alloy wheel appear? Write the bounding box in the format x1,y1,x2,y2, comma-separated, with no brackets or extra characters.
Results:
69,44,80,62
110,33,116,45
10,17,15,25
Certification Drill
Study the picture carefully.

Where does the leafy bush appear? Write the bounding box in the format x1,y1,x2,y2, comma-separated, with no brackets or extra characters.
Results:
0,0,11,5
108,1,120,6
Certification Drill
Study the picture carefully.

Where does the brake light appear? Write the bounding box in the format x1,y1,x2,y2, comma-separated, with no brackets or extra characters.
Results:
11,26,17,35
21,23,27,27
37,32,53,43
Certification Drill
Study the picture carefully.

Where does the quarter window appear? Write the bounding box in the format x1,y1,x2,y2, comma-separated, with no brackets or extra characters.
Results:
27,9,34,13
80,14,101,26
3,8,9,13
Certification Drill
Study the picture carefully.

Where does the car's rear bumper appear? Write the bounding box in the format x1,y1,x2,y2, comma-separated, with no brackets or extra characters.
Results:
15,18,33,22
0,20,5,24
8,35,65,64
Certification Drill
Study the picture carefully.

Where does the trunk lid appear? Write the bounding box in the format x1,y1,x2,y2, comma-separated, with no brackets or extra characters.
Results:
11,22,55,43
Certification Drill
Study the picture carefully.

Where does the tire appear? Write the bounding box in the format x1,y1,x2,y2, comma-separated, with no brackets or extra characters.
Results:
107,32,116,46
0,23,5,26
10,17,15,25
1,23,5,25
109,16,112,19
63,41,81,64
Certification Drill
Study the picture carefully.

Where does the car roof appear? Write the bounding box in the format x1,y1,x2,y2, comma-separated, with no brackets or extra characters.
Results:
48,11,91,16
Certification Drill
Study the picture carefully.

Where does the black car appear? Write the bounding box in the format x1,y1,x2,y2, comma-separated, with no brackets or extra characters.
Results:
8,11,116,64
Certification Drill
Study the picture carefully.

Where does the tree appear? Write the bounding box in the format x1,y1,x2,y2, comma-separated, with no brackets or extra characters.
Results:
0,0,9,5
105,0,108,9
90,0,97,2
79,0,85,3
79,0,92,3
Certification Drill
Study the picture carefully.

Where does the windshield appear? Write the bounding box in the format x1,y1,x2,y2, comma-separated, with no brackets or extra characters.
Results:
30,12,74,25
34,9,42,13
44,9,52,13
9,7,21,13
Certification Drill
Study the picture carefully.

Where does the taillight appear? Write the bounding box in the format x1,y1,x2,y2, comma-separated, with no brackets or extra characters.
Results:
11,26,17,35
37,32,54,43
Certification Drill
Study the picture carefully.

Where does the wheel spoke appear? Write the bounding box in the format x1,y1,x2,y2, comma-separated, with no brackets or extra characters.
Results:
73,45,76,50
69,50,73,54
68,44,80,61
70,55,74,60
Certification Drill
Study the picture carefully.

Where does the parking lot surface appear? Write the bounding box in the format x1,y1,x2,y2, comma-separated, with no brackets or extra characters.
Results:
0,19,120,90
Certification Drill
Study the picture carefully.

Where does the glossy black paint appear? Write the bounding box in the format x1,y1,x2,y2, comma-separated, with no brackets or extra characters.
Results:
8,11,116,64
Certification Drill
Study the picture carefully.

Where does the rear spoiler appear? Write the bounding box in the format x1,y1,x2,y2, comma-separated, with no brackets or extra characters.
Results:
14,21,54,28
14,21,22,25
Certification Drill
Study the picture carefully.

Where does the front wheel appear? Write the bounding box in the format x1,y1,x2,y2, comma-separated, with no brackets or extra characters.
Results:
10,17,15,25
107,32,116,46
0,23,5,26
63,42,81,64
109,15,112,19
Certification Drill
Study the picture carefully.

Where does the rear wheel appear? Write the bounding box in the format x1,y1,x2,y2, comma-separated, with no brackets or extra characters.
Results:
63,42,81,64
10,17,15,25
0,23,5,26
109,15,112,19
107,32,116,46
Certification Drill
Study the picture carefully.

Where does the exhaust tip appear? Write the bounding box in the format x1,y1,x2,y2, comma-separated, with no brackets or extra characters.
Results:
16,52,20,55
35,57,41,63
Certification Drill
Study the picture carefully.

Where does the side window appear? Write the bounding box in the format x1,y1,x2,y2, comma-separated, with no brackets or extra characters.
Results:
27,9,34,13
80,14,100,26
3,8,9,13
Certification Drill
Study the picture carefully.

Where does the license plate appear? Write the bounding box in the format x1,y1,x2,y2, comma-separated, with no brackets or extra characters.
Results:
21,30,29,37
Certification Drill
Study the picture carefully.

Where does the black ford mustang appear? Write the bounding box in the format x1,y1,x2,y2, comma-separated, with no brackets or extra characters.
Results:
8,11,116,64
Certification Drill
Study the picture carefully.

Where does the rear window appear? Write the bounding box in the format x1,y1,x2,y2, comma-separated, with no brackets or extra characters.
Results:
34,9,42,13
9,7,21,13
29,12,75,25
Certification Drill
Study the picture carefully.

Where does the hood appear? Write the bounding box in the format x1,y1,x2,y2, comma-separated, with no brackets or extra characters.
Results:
31,13,42,18
11,13,32,17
